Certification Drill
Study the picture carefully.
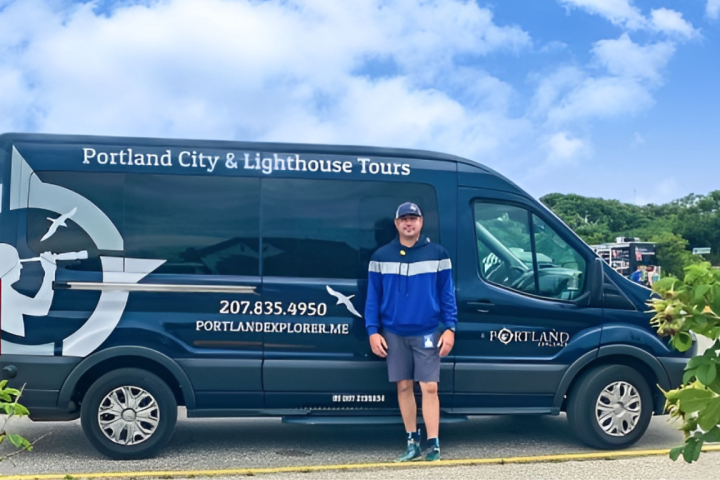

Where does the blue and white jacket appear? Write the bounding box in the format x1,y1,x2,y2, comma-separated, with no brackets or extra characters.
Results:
365,236,457,337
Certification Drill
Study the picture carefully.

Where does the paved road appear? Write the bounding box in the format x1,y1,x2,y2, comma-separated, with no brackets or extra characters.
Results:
0,408,689,477
184,453,720,480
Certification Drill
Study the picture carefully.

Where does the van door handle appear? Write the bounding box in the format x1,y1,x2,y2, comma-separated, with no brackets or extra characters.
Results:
467,300,494,313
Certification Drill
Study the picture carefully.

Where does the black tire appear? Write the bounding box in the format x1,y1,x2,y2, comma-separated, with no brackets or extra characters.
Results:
567,364,652,450
81,368,177,459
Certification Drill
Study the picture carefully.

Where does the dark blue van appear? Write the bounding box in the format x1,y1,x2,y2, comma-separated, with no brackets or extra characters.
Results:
0,133,692,459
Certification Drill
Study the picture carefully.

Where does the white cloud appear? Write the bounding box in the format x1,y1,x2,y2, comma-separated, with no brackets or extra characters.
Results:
558,0,646,29
559,1,698,39
545,132,589,164
650,8,698,38
547,76,653,123
708,0,720,20
592,34,675,82
0,0,698,202
0,0,531,154
532,34,671,125
529,67,585,118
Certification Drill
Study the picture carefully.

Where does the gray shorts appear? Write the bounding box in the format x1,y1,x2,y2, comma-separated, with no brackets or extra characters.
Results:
384,329,440,383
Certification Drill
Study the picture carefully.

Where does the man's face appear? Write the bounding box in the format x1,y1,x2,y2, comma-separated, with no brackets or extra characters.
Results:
395,215,423,240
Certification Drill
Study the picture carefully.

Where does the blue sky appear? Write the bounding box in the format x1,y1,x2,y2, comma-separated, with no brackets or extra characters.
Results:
0,0,718,205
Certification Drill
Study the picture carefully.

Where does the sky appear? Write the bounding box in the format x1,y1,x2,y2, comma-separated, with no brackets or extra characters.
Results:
0,0,718,206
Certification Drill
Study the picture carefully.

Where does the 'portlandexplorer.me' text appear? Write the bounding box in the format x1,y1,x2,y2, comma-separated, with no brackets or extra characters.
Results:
196,320,350,335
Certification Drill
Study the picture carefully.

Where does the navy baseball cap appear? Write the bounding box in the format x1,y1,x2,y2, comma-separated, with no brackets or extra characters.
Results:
396,202,422,218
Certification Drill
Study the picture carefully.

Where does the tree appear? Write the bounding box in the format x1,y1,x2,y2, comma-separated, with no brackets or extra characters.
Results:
648,263,720,463
650,232,702,279
540,191,720,277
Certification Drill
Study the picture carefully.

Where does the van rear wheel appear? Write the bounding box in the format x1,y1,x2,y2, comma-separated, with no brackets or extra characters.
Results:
81,368,177,459
567,365,652,449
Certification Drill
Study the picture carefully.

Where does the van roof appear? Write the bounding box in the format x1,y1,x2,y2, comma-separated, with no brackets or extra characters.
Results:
0,131,492,172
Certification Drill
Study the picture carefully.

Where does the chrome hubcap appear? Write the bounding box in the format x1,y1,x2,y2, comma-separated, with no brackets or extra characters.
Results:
595,381,641,437
98,386,160,445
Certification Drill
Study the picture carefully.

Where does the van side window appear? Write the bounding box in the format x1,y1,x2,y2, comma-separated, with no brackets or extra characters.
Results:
263,179,438,279
474,202,586,301
124,175,260,276
28,172,261,276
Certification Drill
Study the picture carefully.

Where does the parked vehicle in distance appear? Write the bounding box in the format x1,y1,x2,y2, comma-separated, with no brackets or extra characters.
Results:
0,133,693,459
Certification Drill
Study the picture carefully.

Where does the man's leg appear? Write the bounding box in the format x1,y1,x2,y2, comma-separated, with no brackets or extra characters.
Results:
413,332,442,461
419,381,439,439
420,381,441,460
385,331,421,462
397,379,417,433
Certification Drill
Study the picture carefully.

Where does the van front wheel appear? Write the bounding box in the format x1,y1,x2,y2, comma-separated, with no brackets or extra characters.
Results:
567,365,652,449
81,368,177,459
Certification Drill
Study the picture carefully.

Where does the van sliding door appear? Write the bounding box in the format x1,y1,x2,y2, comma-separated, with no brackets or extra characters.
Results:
260,173,446,410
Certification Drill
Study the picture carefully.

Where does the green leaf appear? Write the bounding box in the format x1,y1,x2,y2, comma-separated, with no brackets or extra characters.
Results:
0,379,7,389
677,388,714,413
14,403,30,417
703,426,720,443
689,355,713,369
669,445,684,461
654,277,677,291
692,314,709,330
698,397,720,431
673,332,694,352
693,285,711,302
697,363,718,386
7,433,31,450
708,376,720,395
4,387,20,396
711,285,720,317
12,404,29,416
683,368,698,384
683,438,703,463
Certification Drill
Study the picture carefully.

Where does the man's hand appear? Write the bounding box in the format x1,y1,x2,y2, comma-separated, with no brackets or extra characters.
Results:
437,329,455,357
369,333,388,358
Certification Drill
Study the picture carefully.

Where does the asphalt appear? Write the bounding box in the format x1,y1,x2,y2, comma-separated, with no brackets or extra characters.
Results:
0,412,693,476
2,449,720,480
229,452,720,480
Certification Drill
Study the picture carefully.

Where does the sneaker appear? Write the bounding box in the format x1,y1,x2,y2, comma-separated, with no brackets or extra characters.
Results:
425,439,440,462
395,442,422,462
425,445,441,462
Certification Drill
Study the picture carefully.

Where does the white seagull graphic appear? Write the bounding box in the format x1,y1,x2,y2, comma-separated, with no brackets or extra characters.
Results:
41,207,77,241
326,286,363,318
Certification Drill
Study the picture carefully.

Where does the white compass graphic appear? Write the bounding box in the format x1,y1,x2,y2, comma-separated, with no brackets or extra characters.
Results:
1,147,165,357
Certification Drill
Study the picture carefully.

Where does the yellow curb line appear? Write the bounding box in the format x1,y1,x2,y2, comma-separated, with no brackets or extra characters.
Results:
4,445,720,480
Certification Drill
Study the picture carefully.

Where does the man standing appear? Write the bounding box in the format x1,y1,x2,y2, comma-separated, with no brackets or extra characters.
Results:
629,265,646,285
365,202,457,462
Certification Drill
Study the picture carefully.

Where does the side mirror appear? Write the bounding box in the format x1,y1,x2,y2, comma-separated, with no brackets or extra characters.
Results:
580,257,604,307
589,257,605,306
